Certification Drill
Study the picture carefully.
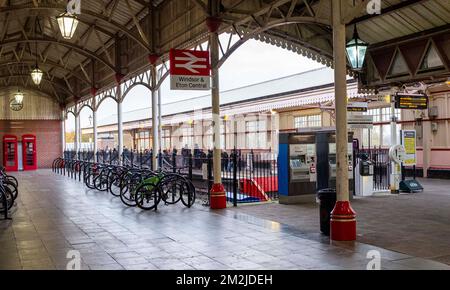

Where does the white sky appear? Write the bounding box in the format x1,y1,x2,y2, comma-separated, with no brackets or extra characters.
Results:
69,38,325,132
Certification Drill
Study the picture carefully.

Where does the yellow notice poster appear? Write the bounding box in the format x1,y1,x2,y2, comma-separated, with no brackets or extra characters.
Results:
401,130,416,166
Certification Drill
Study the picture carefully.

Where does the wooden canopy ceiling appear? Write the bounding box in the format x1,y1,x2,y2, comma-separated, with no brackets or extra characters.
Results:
0,0,448,107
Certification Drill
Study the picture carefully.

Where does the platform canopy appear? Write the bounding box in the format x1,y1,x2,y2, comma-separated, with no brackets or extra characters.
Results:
0,0,449,107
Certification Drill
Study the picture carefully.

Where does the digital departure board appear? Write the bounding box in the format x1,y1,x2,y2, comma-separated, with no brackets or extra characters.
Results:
394,93,428,110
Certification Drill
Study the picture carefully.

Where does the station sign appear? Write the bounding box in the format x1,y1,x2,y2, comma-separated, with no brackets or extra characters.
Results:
170,49,211,90
394,93,428,110
347,102,368,112
401,130,417,166
347,114,373,129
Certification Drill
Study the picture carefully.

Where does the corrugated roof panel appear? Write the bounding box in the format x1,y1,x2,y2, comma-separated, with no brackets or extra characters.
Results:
423,1,450,24
412,3,449,27
358,0,450,45
399,8,434,30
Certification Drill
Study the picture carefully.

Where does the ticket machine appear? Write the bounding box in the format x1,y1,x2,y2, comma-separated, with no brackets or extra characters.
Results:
279,128,355,204
289,144,317,182
279,132,317,204
22,134,37,171
3,135,18,172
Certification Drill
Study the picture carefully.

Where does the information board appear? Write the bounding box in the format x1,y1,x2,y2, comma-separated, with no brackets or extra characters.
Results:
395,93,428,110
401,130,417,166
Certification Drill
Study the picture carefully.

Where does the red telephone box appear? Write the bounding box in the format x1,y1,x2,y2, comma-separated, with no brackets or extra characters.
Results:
22,135,37,171
3,135,18,172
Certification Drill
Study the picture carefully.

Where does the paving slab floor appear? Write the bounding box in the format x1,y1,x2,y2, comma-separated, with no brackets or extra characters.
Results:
228,178,450,265
1,170,449,270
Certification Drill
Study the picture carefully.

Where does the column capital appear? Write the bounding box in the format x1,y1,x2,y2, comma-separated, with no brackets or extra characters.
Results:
206,17,222,33
73,95,81,105
148,54,160,66
90,87,98,97
115,73,125,84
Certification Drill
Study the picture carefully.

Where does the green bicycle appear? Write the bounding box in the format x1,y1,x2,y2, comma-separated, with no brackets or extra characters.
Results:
134,173,195,211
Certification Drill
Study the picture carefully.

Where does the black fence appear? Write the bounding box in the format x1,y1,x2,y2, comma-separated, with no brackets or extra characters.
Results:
355,147,391,191
65,144,393,202
179,150,278,206
65,149,154,168
63,149,279,206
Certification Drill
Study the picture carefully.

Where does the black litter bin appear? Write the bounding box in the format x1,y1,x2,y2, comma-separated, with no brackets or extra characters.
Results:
317,188,337,236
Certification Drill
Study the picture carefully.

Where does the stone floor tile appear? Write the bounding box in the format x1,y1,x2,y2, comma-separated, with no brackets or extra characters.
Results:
122,263,159,270
89,263,125,270
115,256,149,266
2,170,450,271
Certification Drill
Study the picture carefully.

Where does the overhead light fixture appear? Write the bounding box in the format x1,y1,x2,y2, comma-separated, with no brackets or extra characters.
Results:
31,65,44,86
57,12,79,40
14,90,24,104
31,17,43,85
31,66,43,85
346,25,369,70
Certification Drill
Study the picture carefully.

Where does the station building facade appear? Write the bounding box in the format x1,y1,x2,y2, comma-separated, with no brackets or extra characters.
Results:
79,68,450,177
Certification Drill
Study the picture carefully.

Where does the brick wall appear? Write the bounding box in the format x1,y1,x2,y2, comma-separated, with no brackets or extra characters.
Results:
0,120,62,169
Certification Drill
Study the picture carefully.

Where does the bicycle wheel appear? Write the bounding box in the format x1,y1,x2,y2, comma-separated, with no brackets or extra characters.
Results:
159,175,183,205
0,187,14,212
6,175,18,188
180,178,196,208
3,180,18,201
85,172,96,189
94,174,108,191
134,181,161,210
109,175,122,197
120,179,138,207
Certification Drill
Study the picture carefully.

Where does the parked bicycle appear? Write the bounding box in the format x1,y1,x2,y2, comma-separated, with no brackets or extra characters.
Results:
53,156,196,212
1,166,19,219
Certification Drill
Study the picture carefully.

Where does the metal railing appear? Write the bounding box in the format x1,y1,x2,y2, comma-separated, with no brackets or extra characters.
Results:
64,149,279,206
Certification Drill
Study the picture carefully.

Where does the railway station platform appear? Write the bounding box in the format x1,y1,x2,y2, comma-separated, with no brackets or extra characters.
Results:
230,178,450,266
1,170,449,270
